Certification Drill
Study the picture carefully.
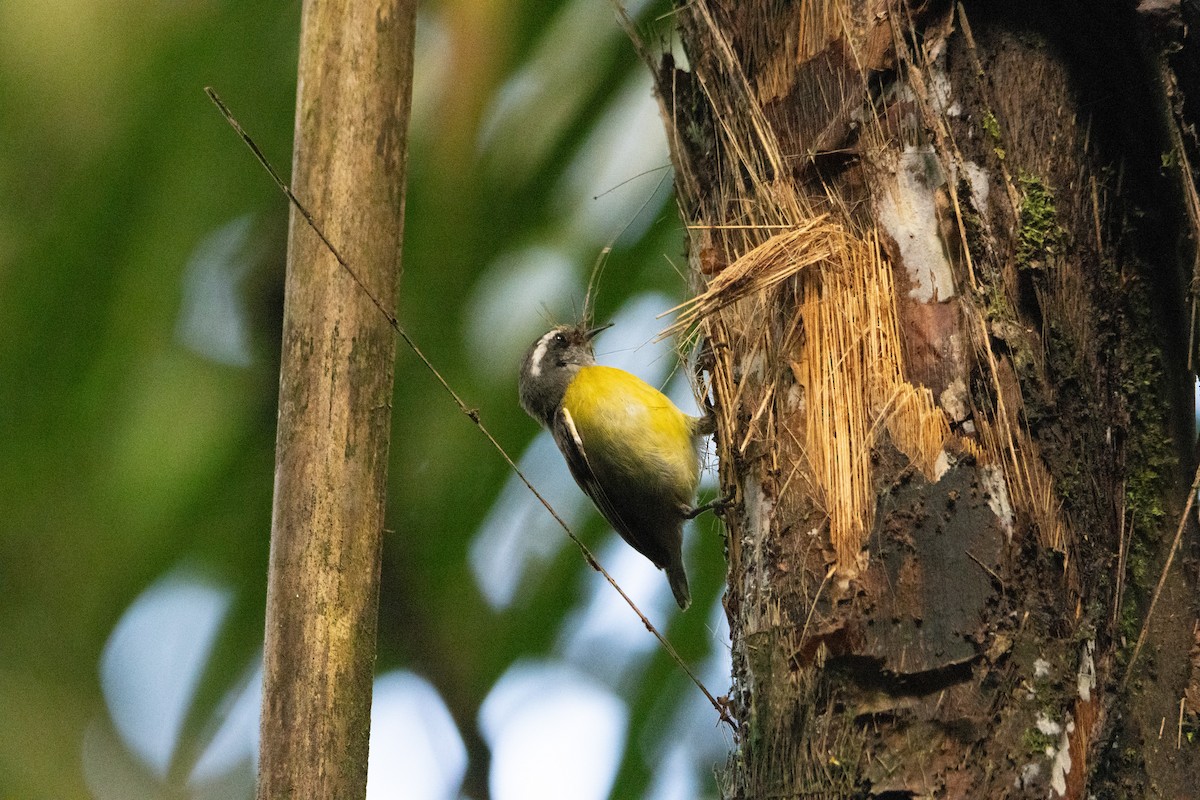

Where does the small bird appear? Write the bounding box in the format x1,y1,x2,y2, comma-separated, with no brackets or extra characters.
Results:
518,322,707,610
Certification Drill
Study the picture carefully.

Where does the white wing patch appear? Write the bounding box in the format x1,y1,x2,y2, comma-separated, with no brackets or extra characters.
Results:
528,331,554,378
560,406,584,449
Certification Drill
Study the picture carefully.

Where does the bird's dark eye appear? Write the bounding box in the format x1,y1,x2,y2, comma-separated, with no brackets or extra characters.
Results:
553,332,567,346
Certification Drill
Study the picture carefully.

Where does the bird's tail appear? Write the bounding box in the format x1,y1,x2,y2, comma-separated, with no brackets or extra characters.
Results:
666,558,691,611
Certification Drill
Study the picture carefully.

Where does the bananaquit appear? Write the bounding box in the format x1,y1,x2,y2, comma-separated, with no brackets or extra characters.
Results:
518,322,706,610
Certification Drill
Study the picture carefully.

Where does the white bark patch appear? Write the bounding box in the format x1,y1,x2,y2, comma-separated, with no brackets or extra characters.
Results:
933,449,950,481
897,46,958,119
981,464,1015,541
743,477,775,599
786,383,803,413
928,65,960,118
1049,719,1076,797
1077,640,1096,702
875,145,956,303
1015,761,1042,789
939,377,970,423
744,351,767,383
1036,714,1062,737
964,160,991,216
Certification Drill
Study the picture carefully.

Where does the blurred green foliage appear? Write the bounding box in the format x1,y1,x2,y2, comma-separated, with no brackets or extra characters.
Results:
0,0,728,797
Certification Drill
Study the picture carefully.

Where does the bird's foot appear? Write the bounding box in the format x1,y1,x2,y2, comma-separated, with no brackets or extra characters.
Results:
683,492,736,520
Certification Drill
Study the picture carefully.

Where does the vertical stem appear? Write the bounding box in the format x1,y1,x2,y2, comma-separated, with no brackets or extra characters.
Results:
257,1,416,797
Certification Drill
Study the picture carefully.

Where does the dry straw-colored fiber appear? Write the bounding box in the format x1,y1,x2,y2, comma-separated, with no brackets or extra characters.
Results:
668,220,974,571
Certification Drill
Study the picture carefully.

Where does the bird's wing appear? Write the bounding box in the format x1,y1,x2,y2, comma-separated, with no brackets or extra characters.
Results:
552,406,644,553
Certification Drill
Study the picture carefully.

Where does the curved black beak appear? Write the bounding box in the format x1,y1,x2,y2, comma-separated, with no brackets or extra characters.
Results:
585,322,613,340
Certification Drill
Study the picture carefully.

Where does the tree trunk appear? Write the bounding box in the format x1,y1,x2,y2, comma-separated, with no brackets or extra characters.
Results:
257,1,415,797
649,1,1200,796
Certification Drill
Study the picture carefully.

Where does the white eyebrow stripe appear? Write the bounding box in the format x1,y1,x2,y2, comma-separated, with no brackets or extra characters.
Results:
528,332,553,378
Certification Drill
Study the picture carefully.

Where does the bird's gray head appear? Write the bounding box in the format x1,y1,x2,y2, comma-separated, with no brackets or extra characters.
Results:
518,323,610,427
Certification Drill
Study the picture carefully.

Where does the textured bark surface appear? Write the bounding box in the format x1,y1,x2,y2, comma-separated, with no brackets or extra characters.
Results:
649,0,1200,796
257,1,415,797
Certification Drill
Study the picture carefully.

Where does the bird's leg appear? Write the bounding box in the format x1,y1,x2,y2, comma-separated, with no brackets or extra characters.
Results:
682,492,736,520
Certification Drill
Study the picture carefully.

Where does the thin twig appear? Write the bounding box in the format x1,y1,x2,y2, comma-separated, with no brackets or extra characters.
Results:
1180,696,1186,750
685,224,797,230
1123,461,1200,690
798,565,837,650
967,550,1003,588
205,87,733,728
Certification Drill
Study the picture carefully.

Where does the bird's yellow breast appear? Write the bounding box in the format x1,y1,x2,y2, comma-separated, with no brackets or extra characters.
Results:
561,365,699,497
